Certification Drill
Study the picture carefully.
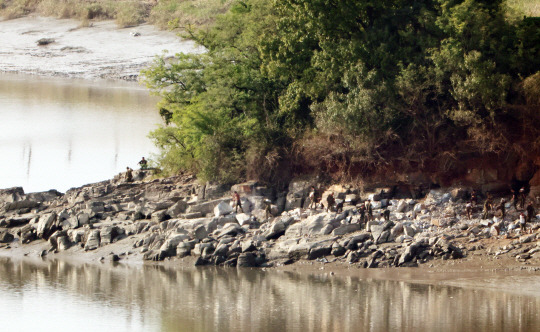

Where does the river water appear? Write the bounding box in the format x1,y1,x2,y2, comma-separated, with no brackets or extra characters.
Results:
1,257,540,332
0,73,161,193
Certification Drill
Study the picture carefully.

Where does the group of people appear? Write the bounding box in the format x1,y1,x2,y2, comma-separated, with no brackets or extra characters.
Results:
124,157,149,182
467,187,537,234
307,186,389,223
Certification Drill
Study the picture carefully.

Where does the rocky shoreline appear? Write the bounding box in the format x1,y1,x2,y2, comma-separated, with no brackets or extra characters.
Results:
1,170,540,271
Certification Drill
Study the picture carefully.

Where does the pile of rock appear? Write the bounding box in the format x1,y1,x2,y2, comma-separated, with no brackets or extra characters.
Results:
1,172,538,268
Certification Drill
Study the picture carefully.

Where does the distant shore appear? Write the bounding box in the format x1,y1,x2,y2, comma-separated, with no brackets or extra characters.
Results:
0,15,203,80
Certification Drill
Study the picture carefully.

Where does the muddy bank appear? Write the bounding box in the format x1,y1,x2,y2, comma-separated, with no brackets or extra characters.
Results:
0,15,203,80
1,171,540,277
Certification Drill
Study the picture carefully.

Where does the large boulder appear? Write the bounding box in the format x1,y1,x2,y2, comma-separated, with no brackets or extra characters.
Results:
35,213,57,239
3,200,40,212
0,229,14,243
84,230,101,251
263,217,294,240
215,223,245,238
237,252,258,267
166,200,188,218
100,226,120,245
0,187,25,204
284,179,312,211
159,233,190,257
332,223,362,236
235,213,251,226
214,201,233,217
307,239,335,260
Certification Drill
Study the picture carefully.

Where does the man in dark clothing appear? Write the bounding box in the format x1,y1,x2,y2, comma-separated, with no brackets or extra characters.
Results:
511,188,519,210
482,197,492,220
264,199,272,221
366,200,373,221
519,187,526,209
359,204,366,223
138,157,148,170
383,209,390,222
232,191,243,213
308,186,318,209
496,199,506,219
326,193,335,212
526,202,536,224
125,167,133,182
470,189,478,206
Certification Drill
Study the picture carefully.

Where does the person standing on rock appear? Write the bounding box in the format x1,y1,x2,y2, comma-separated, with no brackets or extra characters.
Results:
326,192,335,212
496,199,506,219
470,189,478,206
482,197,492,220
526,202,536,224
359,204,366,223
465,202,472,220
125,167,133,183
365,200,373,221
519,187,527,209
519,212,527,234
308,186,318,209
232,191,243,213
383,209,390,222
511,188,519,210
264,198,272,221
138,157,148,170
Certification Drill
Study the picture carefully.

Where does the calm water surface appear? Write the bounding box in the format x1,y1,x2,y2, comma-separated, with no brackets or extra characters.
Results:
1,257,540,332
0,73,161,193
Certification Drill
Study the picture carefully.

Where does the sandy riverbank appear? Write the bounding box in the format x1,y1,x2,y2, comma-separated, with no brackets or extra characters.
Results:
0,15,203,80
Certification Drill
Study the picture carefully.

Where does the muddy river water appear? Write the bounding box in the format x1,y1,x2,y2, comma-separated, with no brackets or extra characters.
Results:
0,73,161,193
1,256,540,332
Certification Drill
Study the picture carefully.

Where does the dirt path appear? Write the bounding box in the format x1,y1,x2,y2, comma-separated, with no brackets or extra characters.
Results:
0,15,203,80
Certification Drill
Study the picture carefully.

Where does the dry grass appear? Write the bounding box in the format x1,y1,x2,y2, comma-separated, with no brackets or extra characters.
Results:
0,0,229,29
507,0,540,17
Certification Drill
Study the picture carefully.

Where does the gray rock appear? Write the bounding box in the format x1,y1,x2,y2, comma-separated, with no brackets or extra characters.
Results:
0,229,14,243
332,223,361,236
84,230,101,251
3,200,40,212
214,201,233,217
57,236,71,251
77,212,91,226
307,241,333,260
264,217,294,240
176,241,195,257
166,200,188,218
235,213,251,226
100,226,119,245
403,225,416,237
36,213,57,239
241,241,256,253
216,223,244,238
237,252,257,267
214,243,229,257
390,222,404,239
396,200,408,213
151,210,168,223
194,225,208,240
288,242,311,260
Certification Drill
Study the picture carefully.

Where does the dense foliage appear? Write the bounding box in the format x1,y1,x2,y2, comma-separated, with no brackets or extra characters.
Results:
142,0,540,183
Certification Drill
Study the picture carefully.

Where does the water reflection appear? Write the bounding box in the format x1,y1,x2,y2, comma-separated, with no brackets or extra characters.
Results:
0,73,161,193
1,257,540,332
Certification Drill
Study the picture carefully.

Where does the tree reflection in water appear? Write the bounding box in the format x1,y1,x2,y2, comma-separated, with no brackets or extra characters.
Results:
0,257,539,332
